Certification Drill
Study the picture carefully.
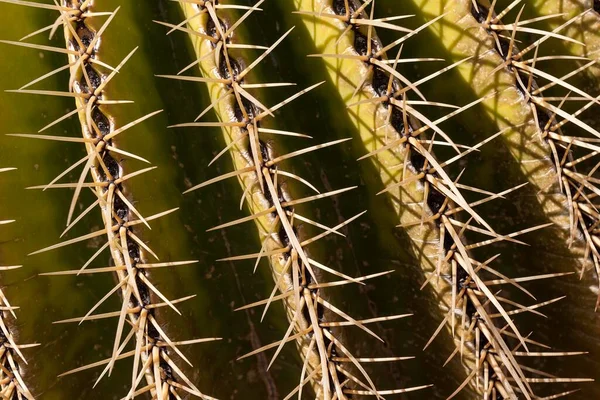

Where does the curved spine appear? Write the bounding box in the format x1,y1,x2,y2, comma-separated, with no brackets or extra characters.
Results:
468,0,600,308
293,0,592,398
0,168,36,400
159,1,430,398
0,1,219,398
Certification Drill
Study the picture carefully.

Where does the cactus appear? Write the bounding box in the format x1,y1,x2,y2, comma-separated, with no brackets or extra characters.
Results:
0,0,599,399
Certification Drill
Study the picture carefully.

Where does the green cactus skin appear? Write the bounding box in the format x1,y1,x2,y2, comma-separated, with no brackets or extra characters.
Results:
403,0,591,285
288,0,596,398
223,2,481,397
176,3,329,397
166,2,436,398
0,0,600,399
0,1,225,398
381,0,600,397
95,2,308,398
290,0,480,396
0,4,129,398
54,3,220,399
0,167,36,399
0,1,299,399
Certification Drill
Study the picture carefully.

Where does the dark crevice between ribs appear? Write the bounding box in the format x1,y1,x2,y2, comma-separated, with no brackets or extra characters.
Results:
209,21,304,267
332,0,462,238
470,2,600,392
331,0,451,213
470,3,489,24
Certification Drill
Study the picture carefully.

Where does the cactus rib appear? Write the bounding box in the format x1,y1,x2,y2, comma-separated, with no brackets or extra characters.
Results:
465,0,600,309
160,0,432,398
0,1,220,398
54,3,217,399
409,0,600,312
529,0,600,90
294,0,593,397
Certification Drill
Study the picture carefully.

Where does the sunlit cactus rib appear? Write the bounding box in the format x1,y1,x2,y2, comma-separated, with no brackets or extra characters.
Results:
293,0,594,398
159,1,432,398
403,0,600,304
0,168,37,400
469,0,600,307
0,0,600,398
0,1,219,399
293,0,476,396
169,5,322,397
529,0,600,86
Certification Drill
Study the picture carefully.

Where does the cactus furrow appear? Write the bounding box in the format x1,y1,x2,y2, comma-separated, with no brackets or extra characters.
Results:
0,0,599,398
293,0,593,397
0,1,219,398
159,1,432,398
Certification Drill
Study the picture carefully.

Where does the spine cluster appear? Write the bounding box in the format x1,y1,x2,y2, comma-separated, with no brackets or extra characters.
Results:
300,0,590,397
0,1,218,398
0,169,34,400
470,0,600,306
167,1,427,398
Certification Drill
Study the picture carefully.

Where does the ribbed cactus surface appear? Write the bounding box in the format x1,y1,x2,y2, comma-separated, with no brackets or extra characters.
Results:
0,0,599,399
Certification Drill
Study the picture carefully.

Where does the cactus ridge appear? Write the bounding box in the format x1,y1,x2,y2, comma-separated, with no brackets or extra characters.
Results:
0,168,37,400
157,0,436,398
295,0,596,397
0,1,222,399
470,0,600,309
0,0,597,398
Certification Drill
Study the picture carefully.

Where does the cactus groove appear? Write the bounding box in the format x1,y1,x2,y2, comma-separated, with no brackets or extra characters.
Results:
292,0,594,398
0,0,599,399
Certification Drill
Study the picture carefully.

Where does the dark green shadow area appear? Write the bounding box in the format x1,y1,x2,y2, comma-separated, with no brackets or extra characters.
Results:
2,0,598,399
83,1,303,398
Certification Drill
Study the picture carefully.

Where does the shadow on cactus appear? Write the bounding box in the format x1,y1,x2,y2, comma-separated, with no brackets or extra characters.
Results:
0,0,599,399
